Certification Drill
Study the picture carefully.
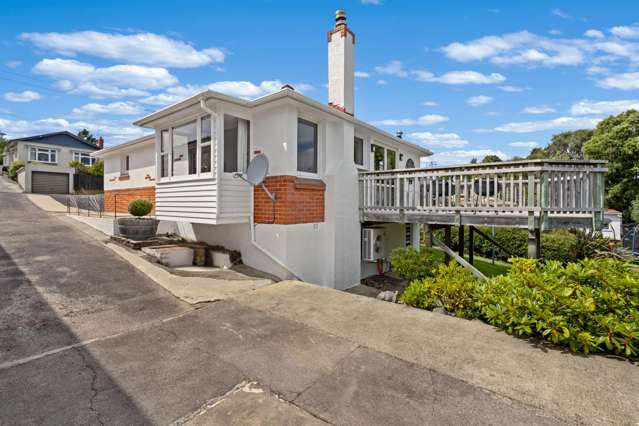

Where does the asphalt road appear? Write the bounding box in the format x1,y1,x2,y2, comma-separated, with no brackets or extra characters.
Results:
0,177,566,425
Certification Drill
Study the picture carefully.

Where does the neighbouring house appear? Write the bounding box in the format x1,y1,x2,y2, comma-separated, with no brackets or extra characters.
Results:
92,10,607,288
602,208,623,240
3,131,102,194
94,135,156,213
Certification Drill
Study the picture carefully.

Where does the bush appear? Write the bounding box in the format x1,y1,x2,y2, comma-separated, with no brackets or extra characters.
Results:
540,230,578,262
8,160,26,180
401,262,479,318
128,199,153,217
390,247,435,282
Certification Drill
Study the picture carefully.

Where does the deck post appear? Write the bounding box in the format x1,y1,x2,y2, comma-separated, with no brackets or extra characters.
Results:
528,227,541,259
423,223,432,249
444,226,452,263
410,223,420,250
468,226,474,265
458,225,464,258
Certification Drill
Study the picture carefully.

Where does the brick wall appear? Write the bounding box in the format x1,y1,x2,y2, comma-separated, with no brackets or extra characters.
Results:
104,186,155,214
254,176,325,224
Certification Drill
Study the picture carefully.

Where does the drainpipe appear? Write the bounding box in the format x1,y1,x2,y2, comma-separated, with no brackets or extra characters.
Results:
200,98,299,280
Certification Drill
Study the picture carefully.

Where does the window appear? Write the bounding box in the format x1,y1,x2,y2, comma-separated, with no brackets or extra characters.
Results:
160,129,169,178
354,137,364,166
387,149,396,170
201,115,212,173
224,114,250,173
405,158,415,168
172,120,197,176
120,154,130,175
73,151,95,166
372,144,385,171
297,118,318,174
29,147,56,164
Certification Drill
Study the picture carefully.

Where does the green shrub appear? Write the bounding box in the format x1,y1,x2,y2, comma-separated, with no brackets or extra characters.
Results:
128,199,153,217
476,258,639,357
571,230,610,259
400,262,479,318
8,160,26,180
540,229,578,262
390,247,435,282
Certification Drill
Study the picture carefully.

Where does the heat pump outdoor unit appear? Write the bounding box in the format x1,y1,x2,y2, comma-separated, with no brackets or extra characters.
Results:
362,228,385,262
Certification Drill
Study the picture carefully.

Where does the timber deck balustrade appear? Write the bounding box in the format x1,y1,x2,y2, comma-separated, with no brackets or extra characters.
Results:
359,160,607,231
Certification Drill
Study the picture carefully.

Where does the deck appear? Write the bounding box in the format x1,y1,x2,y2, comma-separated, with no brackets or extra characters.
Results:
359,160,607,231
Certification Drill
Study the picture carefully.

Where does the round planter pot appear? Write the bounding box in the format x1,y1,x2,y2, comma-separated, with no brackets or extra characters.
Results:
116,217,159,241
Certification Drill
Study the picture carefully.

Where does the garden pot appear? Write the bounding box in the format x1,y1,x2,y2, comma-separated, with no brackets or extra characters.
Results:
116,217,159,241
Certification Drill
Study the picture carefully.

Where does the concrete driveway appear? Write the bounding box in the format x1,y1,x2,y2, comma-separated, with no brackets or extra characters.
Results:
0,176,632,425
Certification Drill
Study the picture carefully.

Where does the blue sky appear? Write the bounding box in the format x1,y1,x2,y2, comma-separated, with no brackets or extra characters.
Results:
2,0,639,164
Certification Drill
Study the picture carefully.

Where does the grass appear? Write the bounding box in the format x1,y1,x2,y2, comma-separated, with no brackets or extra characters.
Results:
428,248,511,277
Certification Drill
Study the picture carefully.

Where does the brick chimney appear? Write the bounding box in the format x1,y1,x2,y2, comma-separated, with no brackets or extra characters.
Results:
97,136,104,149
328,10,355,116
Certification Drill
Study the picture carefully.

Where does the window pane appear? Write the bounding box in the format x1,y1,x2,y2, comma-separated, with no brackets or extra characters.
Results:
38,150,49,162
161,154,169,177
81,155,91,166
373,145,385,171
50,151,56,163
201,145,211,173
297,119,317,173
30,148,36,160
201,115,211,143
224,114,239,173
172,121,197,176
161,129,169,152
354,137,364,165
387,150,396,169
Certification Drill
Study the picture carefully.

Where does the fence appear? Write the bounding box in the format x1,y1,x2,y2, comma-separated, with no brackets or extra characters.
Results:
74,172,103,192
66,193,104,217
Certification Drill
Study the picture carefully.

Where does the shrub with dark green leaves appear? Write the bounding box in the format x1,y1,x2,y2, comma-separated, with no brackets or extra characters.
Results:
8,160,26,180
476,258,639,357
540,229,578,262
400,262,479,318
128,199,153,217
390,247,435,282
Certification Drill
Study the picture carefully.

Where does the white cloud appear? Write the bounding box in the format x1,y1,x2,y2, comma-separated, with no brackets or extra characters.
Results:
551,8,574,20
408,132,469,148
467,95,493,107
508,141,538,148
494,116,602,133
354,71,371,78
584,29,604,39
375,60,407,77
361,0,381,4
376,79,388,85
597,72,639,90
570,99,639,115
32,58,177,99
372,114,449,127
3,90,42,103
415,70,506,85
422,101,438,106
610,26,639,39
20,31,224,68
72,101,144,117
427,149,507,166
522,105,556,114
548,30,562,36
499,85,527,92
586,65,609,75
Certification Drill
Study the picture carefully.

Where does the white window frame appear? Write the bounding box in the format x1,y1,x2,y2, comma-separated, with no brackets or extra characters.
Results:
296,116,321,178
158,113,215,183
29,146,57,164
386,147,397,170
73,151,96,166
354,136,365,168
120,154,130,176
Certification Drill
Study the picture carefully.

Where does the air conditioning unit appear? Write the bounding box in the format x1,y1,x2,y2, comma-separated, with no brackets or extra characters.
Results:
362,228,385,262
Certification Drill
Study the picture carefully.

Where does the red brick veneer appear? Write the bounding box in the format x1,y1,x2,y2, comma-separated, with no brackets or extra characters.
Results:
254,176,325,224
105,186,155,214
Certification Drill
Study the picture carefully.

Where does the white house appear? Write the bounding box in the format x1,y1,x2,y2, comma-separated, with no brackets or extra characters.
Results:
602,209,623,240
3,131,101,194
96,10,431,289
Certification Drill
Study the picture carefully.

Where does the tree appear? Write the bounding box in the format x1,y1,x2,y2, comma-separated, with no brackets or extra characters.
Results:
526,147,547,160
481,154,502,163
469,158,478,164
583,109,639,220
0,135,7,165
526,129,593,160
78,129,98,144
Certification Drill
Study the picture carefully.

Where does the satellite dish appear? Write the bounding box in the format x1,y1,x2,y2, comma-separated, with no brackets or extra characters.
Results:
246,154,269,185
234,153,276,202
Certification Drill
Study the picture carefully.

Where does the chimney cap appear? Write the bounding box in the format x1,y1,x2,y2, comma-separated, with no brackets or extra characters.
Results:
281,84,295,91
335,9,347,26
396,130,403,139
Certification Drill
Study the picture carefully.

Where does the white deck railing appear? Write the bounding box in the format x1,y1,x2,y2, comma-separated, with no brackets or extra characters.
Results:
359,160,607,229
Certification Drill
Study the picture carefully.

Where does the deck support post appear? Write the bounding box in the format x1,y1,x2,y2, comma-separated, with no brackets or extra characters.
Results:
528,228,541,259
410,223,420,250
468,226,474,265
458,225,465,258
423,223,432,249
444,226,452,263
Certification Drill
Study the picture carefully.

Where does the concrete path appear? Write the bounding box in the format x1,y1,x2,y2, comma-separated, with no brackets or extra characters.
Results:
1,179,634,425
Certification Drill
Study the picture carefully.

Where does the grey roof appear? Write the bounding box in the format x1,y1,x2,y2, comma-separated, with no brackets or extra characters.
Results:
9,131,100,150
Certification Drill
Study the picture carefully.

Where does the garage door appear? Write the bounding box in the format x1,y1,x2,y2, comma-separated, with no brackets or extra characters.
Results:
31,171,69,194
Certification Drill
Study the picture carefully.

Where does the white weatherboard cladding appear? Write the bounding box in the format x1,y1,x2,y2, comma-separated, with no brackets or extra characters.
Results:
328,31,354,114
155,178,217,224
218,174,250,222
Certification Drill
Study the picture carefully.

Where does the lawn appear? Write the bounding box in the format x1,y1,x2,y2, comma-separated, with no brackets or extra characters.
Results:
428,248,511,277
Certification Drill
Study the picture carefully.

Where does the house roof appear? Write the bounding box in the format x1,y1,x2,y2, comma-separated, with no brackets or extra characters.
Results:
8,131,100,150
92,134,154,158
133,88,433,156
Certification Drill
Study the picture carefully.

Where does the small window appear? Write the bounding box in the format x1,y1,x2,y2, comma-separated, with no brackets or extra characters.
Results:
372,144,385,171
297,118,318,174
73,152,95,166
121,155,130,175
354,137,364,166
160,129,169,178
387,149,396,170
405,158,415,168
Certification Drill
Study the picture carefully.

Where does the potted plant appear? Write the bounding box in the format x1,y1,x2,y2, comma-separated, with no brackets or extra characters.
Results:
115,199,159,241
